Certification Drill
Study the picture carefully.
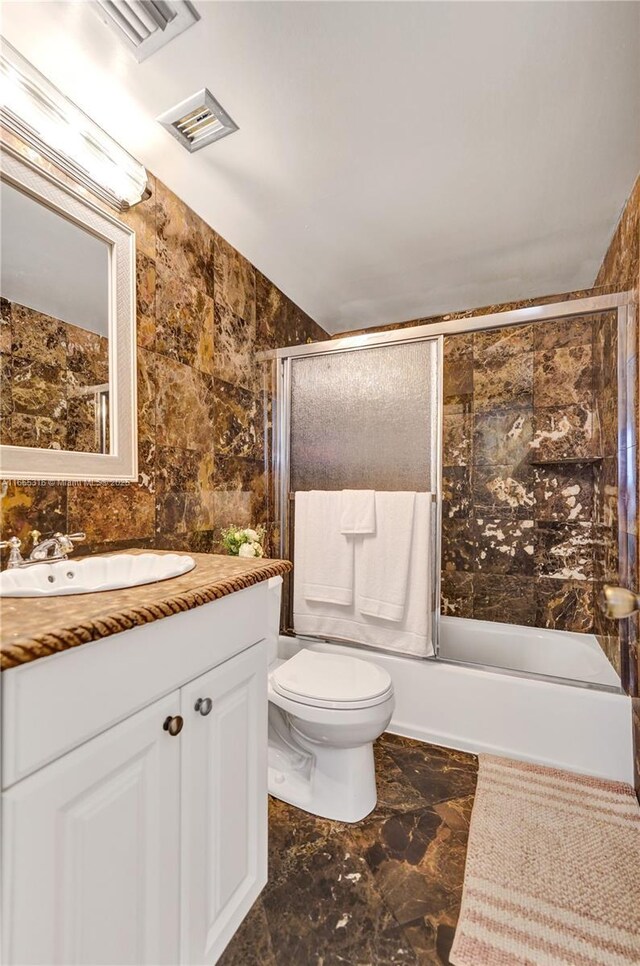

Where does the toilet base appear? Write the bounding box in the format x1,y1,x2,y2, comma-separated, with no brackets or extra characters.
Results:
268,734,377,823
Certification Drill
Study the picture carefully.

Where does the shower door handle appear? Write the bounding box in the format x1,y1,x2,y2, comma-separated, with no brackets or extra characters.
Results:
600,585,640,619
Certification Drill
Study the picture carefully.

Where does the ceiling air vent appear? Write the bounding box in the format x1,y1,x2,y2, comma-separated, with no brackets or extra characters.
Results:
157,89,238,152
93,1,200,62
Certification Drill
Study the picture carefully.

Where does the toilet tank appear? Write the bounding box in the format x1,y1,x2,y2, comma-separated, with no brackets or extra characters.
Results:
266,576,283,664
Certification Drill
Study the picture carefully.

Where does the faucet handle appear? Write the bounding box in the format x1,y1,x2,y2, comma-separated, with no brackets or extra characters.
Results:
0,536,21,549
1,536,24,568
55,532,86,554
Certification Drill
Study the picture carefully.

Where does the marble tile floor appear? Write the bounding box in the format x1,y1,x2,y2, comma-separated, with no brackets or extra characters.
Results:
220,735,478,966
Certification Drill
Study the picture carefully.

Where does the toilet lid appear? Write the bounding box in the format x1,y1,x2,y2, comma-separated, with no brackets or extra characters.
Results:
271,650,392,706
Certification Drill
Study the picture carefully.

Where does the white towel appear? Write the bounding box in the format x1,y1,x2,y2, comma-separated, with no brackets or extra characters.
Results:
294,493,433,657
339,490,376,534
358,492,416,622
296,491,354,606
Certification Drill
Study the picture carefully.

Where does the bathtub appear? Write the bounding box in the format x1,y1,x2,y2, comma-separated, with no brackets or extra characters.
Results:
279,617,634,785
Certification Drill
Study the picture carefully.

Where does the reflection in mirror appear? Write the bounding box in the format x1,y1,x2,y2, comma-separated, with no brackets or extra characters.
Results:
0,179,111,453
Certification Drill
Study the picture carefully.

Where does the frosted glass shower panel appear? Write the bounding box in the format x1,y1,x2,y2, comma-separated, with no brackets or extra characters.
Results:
290,340,439,491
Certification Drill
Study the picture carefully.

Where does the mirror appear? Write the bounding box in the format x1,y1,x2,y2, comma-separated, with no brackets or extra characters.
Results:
1,180,111,454
0,144,137,481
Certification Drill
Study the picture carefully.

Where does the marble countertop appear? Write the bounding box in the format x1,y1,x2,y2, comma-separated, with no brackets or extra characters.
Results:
0,551,292,671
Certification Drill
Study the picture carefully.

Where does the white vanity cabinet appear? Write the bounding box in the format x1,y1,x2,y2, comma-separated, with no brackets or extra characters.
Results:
1,583,270,966
3,692,183,966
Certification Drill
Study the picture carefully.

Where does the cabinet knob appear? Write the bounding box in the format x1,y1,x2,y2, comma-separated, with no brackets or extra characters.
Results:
194,697,213,716
163,715,184,736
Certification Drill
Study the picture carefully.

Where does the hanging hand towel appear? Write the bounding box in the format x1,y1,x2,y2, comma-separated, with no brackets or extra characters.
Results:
357,491,416,622
339,490,376,534
296,491,354,605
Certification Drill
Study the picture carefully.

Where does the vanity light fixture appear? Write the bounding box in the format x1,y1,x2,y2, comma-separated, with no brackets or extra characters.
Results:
157,88,238,152
0,39,151,211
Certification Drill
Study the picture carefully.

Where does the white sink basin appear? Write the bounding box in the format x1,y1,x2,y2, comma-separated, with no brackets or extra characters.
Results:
0,553,196,598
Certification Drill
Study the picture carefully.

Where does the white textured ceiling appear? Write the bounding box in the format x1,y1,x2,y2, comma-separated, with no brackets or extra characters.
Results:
2,1,639,333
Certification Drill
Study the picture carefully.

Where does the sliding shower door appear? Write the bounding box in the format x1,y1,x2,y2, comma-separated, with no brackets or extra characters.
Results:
281,338,441,650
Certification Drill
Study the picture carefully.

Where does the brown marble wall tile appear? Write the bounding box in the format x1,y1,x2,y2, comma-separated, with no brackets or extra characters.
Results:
473,409,533,466
441,518,474,573
213,456,268,532
255,271,288,350
0,296,11,353
473,346,533,412
0,353,12,421
288,303,327,347
472,573,536,626
533,344,593,409
66,395,99,453
533,314,595,351
442,413,472,466
213,300,258,391
214,234,256,324
136,349,157,448
474,515,535,576
156,489,215,537
442,466,471,520
155,270,214,374
0,483,68,551
156,182,215,299
214,379,263,459
11,304,67,366
66,323,109,387
135,251,156,349
530,403,599,462
441,571,473,618
533,463,594,523
443,334,473,415
155,355,215,452
473,464,535,517
535,578,594,633
11,357,67,420
534,521,594,581
3,413,67,450
1,301,111,453
473,323,534,359
67,483,155,544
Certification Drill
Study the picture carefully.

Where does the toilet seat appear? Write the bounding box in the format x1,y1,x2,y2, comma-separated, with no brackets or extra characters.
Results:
271,650,393,711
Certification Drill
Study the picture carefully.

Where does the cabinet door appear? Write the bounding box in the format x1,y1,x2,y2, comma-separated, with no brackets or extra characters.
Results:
180,642,268,965
2,693,182,966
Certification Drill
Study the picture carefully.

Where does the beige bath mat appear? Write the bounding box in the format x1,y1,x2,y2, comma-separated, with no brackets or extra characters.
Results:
450,755,640,966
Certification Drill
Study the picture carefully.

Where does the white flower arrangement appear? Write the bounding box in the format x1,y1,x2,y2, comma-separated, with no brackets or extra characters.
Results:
221,524,266,558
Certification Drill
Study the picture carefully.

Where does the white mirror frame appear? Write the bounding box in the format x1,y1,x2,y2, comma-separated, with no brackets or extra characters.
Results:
0,143,138,482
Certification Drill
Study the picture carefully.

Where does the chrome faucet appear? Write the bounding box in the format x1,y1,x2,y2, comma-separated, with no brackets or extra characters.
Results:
0,531,86,569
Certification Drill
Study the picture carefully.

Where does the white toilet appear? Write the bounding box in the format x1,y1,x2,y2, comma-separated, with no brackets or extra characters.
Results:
266,577,394,823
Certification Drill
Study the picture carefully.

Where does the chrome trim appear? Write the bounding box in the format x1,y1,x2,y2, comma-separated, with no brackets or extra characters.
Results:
280,334,442,651
432,334,443,658
257,292,634,362
615,299,639,687
432,656,623,695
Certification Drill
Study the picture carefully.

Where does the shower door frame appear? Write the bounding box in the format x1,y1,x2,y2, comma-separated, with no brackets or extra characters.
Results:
274,334,443,657
262,290,636,689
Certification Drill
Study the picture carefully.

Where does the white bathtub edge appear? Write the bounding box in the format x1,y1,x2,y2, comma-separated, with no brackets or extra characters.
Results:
386,720,635,785
282,635,635,787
